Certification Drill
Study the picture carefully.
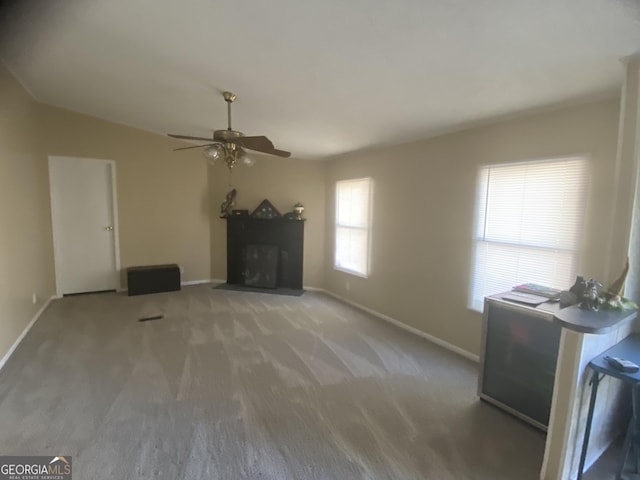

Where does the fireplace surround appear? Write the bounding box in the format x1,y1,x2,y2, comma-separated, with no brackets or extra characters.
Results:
226,217,304,290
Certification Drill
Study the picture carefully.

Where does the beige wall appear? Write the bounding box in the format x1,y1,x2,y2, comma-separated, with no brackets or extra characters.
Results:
37,104,211,284
0,61,630,480
0,58,626,372
0,61,323,365
324,98,624,356
208,156,325,288
0,64,55,360
1,63,213,363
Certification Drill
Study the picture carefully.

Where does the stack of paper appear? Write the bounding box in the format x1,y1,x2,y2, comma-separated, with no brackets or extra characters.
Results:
512,283,562,299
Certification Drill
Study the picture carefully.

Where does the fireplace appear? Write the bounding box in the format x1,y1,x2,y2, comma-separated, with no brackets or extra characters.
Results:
226,218,304,290
243,244,278,288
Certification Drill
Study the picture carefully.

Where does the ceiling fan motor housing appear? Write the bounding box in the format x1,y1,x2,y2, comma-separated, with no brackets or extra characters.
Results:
213,129,244,142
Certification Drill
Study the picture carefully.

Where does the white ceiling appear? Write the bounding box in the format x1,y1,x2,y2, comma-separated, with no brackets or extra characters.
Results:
1,0,639,159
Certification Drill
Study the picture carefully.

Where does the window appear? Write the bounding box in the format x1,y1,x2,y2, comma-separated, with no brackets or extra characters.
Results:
335,177,373,277
469,157,588,311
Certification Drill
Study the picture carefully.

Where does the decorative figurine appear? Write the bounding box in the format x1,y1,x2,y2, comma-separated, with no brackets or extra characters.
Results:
569,276,586,299
250,199,281,218
580,278,603,311
293,202,305,220
560,275,585,308
220,188,237,218
607,257,629,298
605,258,630,309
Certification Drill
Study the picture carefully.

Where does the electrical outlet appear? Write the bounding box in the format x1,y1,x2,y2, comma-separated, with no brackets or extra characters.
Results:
345,281,351,291
179,266,185,275
32,293,37,305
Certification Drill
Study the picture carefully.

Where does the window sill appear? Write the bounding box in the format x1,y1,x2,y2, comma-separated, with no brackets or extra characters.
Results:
334,266,369,279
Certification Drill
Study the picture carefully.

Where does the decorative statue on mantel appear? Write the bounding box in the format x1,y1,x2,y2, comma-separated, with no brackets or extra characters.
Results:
220,188,237,218
293,202,305,220
284,202,305,220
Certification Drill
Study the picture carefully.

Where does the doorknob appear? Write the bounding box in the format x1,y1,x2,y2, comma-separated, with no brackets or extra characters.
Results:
105,226,113,231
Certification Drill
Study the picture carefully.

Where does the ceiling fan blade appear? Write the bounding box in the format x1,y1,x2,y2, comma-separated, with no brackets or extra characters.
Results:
232,136,291,157
173,144,214,151
168,134,214,142
271,149,291,158
232,135,274,151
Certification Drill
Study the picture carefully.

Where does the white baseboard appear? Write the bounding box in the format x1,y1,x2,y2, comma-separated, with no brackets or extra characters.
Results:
0,296,55,373
303,285,324,292
321,289,479,363
122,278,225,294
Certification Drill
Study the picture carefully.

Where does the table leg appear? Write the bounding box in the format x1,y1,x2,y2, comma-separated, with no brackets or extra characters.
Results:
615,418,633,480
577,369,600,480
617,384,640,479
632,385,640,474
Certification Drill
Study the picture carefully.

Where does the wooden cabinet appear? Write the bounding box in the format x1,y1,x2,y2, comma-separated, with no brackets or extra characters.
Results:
226,217,304,290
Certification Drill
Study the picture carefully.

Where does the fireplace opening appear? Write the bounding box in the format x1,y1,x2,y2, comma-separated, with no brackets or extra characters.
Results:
243,244,278,288
225,217,304,291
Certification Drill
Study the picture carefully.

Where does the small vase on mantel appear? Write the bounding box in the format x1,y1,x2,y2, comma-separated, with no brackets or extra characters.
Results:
293,202,305,220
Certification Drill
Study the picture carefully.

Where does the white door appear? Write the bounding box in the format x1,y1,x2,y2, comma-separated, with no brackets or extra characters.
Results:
49,156,120,295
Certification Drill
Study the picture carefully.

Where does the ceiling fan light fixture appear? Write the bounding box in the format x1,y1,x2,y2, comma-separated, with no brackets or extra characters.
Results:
239,149,255,167
203,144,223,165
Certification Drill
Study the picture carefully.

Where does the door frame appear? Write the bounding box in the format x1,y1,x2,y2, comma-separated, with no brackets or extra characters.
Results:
48,156,122,296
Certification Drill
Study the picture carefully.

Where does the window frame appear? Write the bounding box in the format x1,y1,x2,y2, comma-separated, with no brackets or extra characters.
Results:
468,156,588,312
334,177,373,278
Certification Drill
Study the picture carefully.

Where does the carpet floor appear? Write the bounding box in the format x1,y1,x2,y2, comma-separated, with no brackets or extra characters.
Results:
213,283,305,296
0,285,545,479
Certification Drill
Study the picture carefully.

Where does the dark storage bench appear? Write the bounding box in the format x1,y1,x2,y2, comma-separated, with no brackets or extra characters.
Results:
127,264,181,296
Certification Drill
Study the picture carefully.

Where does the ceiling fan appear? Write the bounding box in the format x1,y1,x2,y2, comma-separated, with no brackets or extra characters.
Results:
168,91,291,171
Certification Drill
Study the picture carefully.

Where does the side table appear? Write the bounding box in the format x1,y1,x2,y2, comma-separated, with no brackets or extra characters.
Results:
577,333,640,480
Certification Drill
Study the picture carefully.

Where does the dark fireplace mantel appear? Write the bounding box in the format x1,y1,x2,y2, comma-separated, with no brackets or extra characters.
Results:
226,217,305,290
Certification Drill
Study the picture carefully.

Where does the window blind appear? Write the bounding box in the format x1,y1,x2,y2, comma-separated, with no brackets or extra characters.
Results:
469,157,588,311
335,178,372,277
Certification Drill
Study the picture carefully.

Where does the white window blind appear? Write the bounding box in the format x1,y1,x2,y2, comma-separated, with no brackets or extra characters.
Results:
469,157,588,311
335,177,372,277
